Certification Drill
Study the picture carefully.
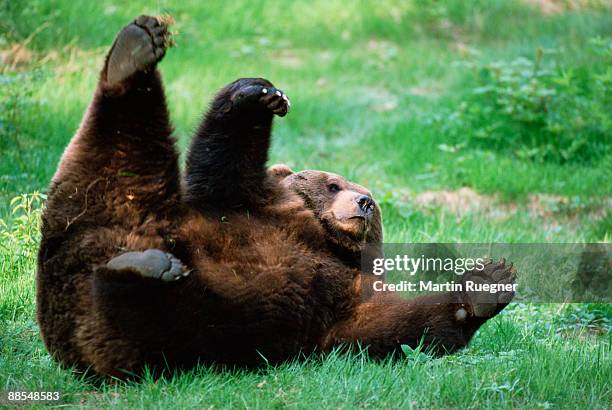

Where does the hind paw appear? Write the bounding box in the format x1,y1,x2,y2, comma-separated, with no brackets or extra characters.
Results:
107,249,190,282
105,15,171,85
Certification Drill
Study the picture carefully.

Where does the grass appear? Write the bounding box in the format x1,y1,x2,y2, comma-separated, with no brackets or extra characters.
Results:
1,0,611,408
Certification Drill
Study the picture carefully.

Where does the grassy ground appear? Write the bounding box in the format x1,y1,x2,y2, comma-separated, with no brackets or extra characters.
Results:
1,1,611,408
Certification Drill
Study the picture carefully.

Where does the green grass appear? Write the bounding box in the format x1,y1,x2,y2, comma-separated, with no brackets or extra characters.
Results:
1,0,611,408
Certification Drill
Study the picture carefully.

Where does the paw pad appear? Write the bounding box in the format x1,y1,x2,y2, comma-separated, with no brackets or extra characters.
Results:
107,249,190,282
105,15,171,85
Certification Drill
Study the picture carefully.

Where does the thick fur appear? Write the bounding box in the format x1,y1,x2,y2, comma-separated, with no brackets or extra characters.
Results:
37,16,514,379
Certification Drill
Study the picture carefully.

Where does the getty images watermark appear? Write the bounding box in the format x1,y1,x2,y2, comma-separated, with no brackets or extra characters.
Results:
361,243,611,303
370,255,517,294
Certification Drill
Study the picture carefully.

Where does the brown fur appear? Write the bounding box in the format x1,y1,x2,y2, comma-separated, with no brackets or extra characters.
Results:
37,16,514,379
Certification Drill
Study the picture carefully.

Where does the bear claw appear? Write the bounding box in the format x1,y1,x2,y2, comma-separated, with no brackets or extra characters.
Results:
455,307,468,322
107,249,189,282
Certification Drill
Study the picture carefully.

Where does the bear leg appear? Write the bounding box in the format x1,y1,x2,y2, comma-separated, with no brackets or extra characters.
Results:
185,78,291,209
325,260,516,357
37,17,180,371
42,15,180,235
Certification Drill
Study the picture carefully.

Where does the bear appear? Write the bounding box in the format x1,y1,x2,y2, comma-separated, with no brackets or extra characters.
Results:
36,15,516,378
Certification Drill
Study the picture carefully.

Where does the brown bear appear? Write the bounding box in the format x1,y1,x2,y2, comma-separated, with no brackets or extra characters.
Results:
36,15,515,378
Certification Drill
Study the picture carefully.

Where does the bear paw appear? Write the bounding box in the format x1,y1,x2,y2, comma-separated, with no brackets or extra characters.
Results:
229,78,291,117
461,259,516,318
105,15,171,85
106,249,190,282
260,85,291,116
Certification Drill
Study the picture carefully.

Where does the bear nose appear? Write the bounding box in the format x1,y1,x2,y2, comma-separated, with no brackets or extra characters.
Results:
356,195,374,213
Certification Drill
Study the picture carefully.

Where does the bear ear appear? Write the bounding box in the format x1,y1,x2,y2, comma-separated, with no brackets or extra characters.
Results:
267,164,294,179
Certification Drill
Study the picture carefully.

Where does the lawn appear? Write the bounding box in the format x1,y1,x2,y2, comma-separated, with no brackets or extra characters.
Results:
1,0,610,408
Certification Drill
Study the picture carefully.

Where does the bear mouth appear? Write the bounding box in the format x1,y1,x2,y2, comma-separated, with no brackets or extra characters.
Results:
321,210,371,246
333,215,370,241
350,205,374,222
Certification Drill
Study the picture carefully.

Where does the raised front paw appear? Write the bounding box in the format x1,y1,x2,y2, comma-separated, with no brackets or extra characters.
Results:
460,259,516,318
106,249,190,282
229,78,291,117
105,15,172,85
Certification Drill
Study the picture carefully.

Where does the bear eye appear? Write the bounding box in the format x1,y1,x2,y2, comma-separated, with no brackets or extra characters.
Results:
328,183,341,193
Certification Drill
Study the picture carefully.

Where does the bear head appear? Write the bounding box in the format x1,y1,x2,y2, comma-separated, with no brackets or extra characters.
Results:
268,164,383,265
